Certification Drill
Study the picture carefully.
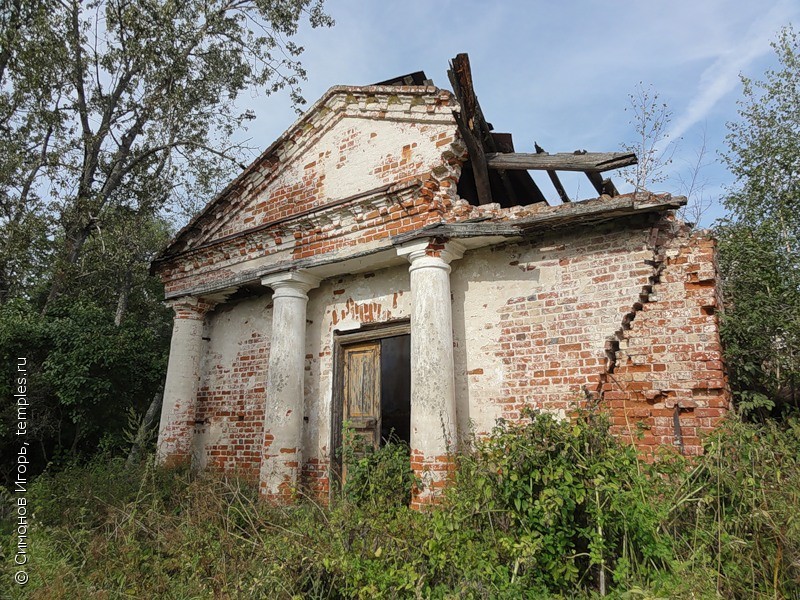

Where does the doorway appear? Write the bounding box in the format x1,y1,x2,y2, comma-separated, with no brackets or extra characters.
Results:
332,323,411,485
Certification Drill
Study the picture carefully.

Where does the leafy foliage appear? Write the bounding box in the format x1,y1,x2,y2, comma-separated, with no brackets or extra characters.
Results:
665,417,800,598
0,0,332,308
4,411,799,598
716,26,800,417
0,0,332,481
426,410,673,596
0,296,170,480
341,425,417,510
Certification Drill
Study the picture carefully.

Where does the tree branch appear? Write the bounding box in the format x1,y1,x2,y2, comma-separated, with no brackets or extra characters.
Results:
18,123,54,207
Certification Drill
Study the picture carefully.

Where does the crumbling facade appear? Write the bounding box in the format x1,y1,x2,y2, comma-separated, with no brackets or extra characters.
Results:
152,67,729,508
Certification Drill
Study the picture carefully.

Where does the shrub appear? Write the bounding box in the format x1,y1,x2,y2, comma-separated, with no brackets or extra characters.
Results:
340,425,417,510
426,409,675,596
5,411,799,598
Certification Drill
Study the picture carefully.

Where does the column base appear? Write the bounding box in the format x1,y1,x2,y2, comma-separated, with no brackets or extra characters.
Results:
259,447,302,503
409,450,456,510
158,452,193,470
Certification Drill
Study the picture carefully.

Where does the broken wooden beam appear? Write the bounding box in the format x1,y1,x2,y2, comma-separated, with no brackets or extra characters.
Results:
485,151,637,173
451,108,494,205
585,171,619,197
535,142,570,203
448,56,493,205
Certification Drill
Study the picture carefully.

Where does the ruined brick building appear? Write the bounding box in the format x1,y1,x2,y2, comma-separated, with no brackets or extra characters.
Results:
152,57,730,508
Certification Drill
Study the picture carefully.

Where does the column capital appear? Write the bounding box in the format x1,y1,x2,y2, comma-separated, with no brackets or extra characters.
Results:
261,270,321,300
200,287,238,305
165,295,217,320
396,239,466,272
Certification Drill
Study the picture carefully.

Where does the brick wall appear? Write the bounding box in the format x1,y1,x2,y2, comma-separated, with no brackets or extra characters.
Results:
410,450,455,510
451,215,730,455
179,213,730,506
298,218,730,505
602,228,728,457
192,296,270,480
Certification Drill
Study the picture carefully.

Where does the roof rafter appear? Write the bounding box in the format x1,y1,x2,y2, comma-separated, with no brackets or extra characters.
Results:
448,52,638,204
485,151,637,172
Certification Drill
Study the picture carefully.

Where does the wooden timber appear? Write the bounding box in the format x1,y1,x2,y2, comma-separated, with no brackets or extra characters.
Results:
535,143,571,203
448,54,547,205
585,170,619,197
485,151,637,173
447,56,493,205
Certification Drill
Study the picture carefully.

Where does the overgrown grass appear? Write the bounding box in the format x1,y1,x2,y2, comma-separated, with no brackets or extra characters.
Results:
2,412,799,599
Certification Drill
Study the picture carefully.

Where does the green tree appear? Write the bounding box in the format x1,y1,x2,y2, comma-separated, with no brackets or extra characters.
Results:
717,26,800,416
0,0,333,478
0,0,62,303
0,0,332,309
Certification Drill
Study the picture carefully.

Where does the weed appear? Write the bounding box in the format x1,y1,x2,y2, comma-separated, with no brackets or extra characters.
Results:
3,411,798,598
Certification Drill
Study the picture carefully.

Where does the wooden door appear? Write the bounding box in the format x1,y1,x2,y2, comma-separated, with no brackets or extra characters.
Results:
343,341,381,466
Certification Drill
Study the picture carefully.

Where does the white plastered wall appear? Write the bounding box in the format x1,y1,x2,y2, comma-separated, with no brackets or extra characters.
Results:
192,295,272,471
303,264,412,467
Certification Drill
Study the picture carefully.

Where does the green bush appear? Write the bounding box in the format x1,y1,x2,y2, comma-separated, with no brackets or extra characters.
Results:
4,411,798,599
425,409,674,596
341,433,417,510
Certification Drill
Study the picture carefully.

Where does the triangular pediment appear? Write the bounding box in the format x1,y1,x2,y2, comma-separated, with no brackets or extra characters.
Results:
160,85,457,259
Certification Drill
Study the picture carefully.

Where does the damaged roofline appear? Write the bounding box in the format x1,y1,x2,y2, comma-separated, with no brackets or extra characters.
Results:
162,193,686,301
391,193,687,245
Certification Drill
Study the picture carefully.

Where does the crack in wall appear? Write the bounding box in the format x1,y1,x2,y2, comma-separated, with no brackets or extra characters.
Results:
598,220,671,388
595,216,706,455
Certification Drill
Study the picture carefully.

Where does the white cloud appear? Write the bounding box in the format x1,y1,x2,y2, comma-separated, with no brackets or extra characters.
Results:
665,0,797,144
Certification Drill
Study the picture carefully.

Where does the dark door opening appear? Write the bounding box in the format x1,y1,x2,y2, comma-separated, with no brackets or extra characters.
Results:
342,334,411,449
378,334,411,445
333,324,412,492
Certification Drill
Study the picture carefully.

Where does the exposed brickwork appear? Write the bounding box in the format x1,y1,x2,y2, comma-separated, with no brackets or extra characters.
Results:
165,219,731,504
155,87,464,300
156,298,218,467
154,84,731,509
488,221,656,420
193,299,269,480
469,217,730,457
301,458,330,501
602,230,729,457
170,298,216,320
171,87,452,242
409,450,456,510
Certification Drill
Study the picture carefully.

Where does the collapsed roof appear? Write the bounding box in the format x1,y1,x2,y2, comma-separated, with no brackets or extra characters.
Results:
154,53,652,272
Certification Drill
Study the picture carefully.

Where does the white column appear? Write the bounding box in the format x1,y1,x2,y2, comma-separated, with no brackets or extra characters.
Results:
397,239,465,505
259,270,320,500
156,296,214,467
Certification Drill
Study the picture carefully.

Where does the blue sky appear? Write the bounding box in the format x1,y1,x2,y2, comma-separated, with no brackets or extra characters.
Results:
234,0,799,227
